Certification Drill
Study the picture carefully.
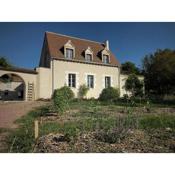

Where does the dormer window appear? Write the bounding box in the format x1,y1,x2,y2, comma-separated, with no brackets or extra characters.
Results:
103,54,110,64
85,47,93,62
86,54,93,62
64,40,75,59
66,48,74,59
102,47,110,64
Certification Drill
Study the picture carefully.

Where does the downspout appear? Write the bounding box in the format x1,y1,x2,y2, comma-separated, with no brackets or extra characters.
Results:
118,65,121,97
51,58,54,95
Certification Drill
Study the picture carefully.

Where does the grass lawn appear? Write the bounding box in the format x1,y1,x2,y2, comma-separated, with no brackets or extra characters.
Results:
6,99,175,153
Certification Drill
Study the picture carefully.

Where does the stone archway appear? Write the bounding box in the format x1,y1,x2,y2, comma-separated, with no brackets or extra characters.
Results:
0,73,26,101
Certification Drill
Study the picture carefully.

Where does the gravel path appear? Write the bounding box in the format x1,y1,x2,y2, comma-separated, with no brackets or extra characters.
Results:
0,101,47,128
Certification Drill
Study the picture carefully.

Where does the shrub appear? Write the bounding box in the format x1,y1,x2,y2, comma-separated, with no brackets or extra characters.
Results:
78,84,89,99
99,87,120,101
122,94,129,100
53,88,69,114
59,86,74,100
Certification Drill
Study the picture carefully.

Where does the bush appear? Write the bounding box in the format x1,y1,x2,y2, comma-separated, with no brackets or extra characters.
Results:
99,87,120,101
78,84,89,99
59,86,74,100
53,88,69,114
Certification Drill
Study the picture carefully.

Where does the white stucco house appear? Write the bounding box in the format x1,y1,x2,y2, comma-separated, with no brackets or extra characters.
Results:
0,31,142,101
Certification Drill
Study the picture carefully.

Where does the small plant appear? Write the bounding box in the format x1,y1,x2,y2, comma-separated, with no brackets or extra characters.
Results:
95,128,127,144
78,84,89,99
99,87,120,101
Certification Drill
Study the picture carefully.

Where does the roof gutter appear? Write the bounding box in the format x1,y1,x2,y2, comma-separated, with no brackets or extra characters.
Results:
51,57,120,68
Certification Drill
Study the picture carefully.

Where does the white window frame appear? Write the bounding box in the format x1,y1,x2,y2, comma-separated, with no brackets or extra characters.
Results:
64,40,75,59
65,48,74,59
102,74,113,88
85,53,93,62
101,48,110,64
68,73,76,88
105,76,111,88
87,75,94,89
65,71,79,89
85,73,96,89
85,47,93,62
103,54,110,64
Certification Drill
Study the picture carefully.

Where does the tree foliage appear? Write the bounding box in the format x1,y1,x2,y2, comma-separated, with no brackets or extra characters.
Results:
142,49,175,95
0,57,12,68
125,74,143,97
121,61,140,75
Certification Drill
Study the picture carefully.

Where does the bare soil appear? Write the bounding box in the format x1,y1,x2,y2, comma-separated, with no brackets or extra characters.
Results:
0,101,46,128
0,101,47,152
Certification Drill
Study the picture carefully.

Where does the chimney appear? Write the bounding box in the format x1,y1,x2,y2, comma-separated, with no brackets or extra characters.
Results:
105,40,109,50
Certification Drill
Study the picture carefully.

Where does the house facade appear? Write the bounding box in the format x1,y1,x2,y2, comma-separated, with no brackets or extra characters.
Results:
0,31,138,101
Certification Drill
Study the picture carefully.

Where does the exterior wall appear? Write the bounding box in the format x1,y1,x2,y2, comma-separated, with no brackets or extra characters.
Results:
120,74,144,97
52,60,120,98
0,81,24,100
36,67,52,99
0,70,37,101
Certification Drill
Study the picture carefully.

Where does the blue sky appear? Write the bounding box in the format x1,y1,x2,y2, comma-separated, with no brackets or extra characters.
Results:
0,22,175,69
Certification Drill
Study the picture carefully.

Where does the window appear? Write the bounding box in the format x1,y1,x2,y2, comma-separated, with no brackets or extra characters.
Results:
105,76,111,88
68,74,76,88
103,54,110,64
65,48,74,59
87,75,94,88
86,54,92,62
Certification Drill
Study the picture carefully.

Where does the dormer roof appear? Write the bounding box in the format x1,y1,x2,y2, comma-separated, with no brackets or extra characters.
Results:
43,31,120,67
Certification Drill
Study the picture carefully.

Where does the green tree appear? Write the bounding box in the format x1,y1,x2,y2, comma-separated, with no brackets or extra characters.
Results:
125,74,143,97
121,61,140,75
0,57,12,68
142,49,175,95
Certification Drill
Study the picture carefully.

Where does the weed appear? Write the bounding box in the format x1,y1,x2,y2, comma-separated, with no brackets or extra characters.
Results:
0,128,11,133
7,105,49,153
139,115,175,129
39,122,61,136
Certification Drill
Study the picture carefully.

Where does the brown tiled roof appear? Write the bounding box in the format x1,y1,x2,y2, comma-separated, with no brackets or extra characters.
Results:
45,32,120,67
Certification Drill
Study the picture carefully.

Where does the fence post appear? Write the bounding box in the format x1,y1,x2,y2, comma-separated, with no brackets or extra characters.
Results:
34,120,39,139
